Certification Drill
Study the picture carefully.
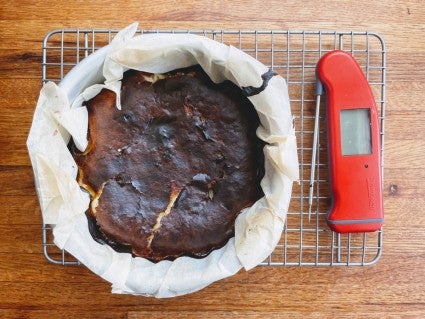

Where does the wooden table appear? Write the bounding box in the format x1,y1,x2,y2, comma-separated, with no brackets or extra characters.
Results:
1,1,424,318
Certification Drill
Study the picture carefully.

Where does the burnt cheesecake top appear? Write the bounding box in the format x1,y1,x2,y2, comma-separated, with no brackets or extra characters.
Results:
72,65,265,261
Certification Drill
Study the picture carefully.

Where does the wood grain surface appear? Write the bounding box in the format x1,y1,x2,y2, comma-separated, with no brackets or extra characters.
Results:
1,0,424,318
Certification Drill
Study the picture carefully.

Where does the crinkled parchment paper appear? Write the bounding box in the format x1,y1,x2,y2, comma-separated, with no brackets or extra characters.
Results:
27,23,299,298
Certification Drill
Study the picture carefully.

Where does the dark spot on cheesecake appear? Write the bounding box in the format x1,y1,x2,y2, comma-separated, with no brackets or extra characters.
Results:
241,68,278,97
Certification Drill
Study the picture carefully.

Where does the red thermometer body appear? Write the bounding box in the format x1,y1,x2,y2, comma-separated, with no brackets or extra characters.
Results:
317,51,383,233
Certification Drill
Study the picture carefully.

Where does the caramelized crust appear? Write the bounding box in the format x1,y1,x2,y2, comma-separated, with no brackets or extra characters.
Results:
72,66,264,261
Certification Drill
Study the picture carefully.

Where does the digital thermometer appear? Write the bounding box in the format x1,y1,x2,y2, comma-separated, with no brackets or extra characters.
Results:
313,50,384,233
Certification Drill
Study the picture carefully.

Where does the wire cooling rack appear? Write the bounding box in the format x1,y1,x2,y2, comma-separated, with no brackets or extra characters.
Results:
41,28,386,266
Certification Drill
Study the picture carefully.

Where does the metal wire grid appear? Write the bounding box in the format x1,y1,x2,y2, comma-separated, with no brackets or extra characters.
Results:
41,29,386,266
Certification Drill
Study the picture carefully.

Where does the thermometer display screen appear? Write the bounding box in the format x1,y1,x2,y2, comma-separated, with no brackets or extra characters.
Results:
340,108,372,156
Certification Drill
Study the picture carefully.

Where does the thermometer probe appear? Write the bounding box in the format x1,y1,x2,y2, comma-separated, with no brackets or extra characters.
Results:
309,50,384,233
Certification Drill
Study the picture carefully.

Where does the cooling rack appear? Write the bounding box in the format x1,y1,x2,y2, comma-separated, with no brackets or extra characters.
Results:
41,28,386,266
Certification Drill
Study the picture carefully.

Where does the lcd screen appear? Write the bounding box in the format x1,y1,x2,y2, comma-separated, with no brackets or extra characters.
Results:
340,108,372,155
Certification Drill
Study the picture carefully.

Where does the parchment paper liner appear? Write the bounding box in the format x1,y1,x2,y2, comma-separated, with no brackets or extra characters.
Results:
27,23,299,298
